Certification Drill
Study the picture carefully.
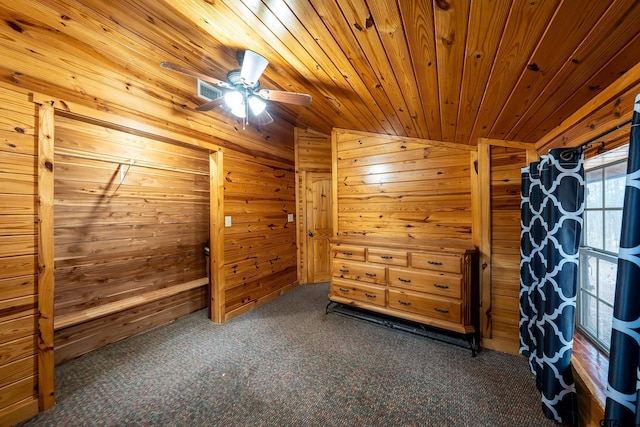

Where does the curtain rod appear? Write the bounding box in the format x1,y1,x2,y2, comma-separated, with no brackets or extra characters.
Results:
575,118,633,151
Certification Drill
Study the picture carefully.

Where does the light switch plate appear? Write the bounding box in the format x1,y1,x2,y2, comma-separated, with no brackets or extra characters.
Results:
225,216,232,227
287,214,294,222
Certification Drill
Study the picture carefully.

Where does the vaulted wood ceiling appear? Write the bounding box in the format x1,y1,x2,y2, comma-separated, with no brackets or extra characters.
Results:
2,0,639,145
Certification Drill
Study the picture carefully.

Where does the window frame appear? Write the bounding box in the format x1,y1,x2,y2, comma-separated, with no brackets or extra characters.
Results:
577,153,628,355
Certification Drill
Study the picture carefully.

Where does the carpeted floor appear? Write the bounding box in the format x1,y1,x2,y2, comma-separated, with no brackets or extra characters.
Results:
20,283,556,426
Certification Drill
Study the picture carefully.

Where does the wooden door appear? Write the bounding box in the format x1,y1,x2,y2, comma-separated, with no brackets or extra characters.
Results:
305,172,332,283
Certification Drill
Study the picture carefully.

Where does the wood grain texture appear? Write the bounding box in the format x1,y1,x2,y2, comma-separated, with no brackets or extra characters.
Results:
0,1,637,148
0,85,40,422
223,150,298,313
334,129,473,242
53,115,210,361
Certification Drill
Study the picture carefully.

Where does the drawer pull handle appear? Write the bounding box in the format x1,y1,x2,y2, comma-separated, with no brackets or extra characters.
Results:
365,272,377,277
365,293,377,299
434,307,449,314
427,260,443,266
338,287,350,293
434,283,449,289
397,300,411,306
343,251,353,256
398,278,411,283
381,255,393,260
339,269,350,273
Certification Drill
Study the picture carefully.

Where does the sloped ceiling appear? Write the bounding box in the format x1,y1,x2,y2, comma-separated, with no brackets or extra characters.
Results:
2,0,639,145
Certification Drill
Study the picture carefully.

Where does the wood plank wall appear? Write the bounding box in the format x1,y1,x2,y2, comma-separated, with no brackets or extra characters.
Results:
0,86,40,425
294,128,331,284
486,145,529,354
223,150,298,318
332,129,475,241
52,115,210,364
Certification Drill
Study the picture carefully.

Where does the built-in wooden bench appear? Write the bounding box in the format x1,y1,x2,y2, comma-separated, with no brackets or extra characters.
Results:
54,277,208,330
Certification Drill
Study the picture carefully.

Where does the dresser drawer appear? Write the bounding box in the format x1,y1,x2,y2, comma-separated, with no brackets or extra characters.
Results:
333,259,386,285
388,267,462,299
388,289,461,324
410,252,462,274
331,279,386,307
332,245,365,261
367,248,408,266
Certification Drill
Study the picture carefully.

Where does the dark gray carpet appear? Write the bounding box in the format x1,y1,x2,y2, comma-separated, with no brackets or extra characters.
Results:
20,283,555,426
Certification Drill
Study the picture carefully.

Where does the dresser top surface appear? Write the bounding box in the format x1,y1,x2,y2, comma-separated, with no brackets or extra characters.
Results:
330,236,476,254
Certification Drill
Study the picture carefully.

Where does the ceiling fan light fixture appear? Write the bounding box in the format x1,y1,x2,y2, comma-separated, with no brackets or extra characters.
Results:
249,96,266,115
224,91,243,109
231,104,247,118
240,50,269,87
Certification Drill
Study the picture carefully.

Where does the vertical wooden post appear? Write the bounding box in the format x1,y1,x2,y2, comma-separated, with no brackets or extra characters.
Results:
209,150,225,323
293,127,304,284
37,102,55,410
298,170,307,284
330,129,339,236
477,139,492,341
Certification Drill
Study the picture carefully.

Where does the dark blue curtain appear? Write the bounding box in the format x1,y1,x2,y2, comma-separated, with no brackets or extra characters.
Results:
520,148,584,425
605,94,640,426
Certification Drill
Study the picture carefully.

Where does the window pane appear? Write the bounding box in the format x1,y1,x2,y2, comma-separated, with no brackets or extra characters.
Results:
598,259,617,305
604,210,623,253
581,252,597,293
581,292,597,336
585,211,603,249
605,163,627,208
586,170,603,208
598,303,613,351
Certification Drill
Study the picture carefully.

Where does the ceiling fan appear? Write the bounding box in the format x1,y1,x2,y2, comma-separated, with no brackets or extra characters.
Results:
161,50,312,129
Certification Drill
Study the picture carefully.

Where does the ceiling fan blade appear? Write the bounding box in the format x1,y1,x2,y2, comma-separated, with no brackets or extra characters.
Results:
257,89,312,107
160,61,232,90
195,97,225,112
240,50,268,87
251,110,274,126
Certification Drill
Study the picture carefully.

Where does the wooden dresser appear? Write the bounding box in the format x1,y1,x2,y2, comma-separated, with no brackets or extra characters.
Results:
329,237,478,349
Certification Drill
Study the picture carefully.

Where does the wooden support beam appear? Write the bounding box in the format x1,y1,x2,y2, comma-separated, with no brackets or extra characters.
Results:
37,101,55,411
209,151,225,323
477,139,492,341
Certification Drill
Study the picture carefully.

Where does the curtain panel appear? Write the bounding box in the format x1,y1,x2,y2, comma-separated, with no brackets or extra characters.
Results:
520,148,584,425
605,94,640,426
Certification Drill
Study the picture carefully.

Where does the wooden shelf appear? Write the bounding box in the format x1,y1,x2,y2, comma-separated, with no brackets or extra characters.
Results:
54,277,208,330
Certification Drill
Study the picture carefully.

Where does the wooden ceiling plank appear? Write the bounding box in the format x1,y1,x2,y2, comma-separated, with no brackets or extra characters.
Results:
150,0,335,133
279,0,402,135
334,0,421,138
433,0,471,143
511,0,640,141
397,0,442,141
525,31,640,142
490,0,616,140
234,0,391,134
49,0,328,133
306,0,407,135
455,0,513,145
2,0,309,140
365,0,431,138
467,0,561,145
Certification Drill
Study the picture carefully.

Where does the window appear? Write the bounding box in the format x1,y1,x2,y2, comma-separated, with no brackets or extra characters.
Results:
577,145,628,354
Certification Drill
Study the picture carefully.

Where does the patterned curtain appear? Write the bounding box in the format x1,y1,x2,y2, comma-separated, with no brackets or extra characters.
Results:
520,148,584,425
605,94,640,426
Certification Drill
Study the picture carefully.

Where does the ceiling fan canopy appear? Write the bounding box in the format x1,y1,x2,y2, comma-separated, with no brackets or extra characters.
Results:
161,49,311,128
